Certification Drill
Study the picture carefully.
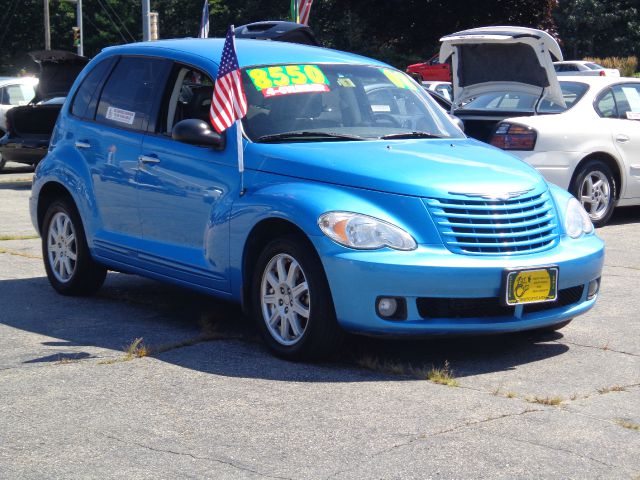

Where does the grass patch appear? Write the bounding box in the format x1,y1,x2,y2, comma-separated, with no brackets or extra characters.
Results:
354,357,458,386
55,357,79,365
598,385,626,394
616,419,640,431
506,391,517,399
426,361,459,387
527,396,564,406
491,387,517,399
0,246,42,259
98,337,148,365
0,234,39,241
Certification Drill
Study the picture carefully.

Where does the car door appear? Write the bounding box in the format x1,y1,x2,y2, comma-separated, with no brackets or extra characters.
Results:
71,56,172,258
136,63,238,292
598,83,640,199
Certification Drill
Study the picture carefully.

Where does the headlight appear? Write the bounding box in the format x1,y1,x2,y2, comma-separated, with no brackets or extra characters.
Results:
565,197,594,238
318,211,417,251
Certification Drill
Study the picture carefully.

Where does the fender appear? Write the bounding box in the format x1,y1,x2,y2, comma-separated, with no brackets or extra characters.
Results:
228,172,442,299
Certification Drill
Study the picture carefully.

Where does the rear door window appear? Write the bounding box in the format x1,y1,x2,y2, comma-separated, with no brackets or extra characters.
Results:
1,84,35,105
70,56,116,120
611,84,640,120
96,56,171,132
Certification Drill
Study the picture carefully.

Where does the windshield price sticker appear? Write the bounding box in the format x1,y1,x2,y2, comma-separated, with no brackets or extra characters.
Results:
380,68,418,91
247,65,330,97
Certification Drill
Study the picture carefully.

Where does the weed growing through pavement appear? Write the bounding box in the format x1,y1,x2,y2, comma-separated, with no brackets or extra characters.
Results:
526,396,564,406
426,361,459,387
615,419,640,431
0,234,39,241
597,385,626,394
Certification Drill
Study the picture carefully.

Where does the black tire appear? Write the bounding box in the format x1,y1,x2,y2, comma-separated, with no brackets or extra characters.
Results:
42,198,107,296
251,234,343,360
570,160,616,228
0,153,6,171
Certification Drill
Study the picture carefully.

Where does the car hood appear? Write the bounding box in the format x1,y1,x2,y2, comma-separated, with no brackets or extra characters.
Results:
246,138,547,198
439,26,565,108
28,50,89,101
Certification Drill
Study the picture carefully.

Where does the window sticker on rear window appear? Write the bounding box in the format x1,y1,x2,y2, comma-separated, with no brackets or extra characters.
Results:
105,106,135,125
247,65,330,97
379,68,418,91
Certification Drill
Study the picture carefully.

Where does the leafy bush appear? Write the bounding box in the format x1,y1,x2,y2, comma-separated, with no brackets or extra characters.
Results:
583,56,638,77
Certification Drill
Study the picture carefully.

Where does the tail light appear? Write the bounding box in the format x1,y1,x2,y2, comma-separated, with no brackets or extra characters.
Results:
490,122,537,151
599,70,606,76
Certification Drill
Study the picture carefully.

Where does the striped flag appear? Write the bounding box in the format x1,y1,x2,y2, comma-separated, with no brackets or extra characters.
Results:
298,0,314,25
199,0,209,38
209,25,247,134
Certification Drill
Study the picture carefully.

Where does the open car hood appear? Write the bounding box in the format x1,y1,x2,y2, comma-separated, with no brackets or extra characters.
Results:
28,50,89,101
439,26,565,108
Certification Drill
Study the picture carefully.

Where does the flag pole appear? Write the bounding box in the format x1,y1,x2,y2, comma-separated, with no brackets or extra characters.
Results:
237,119,245,196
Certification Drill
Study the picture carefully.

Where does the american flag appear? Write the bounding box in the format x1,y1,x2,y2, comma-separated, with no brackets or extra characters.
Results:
199,0,209,38
209,25,247,134
298,0,314,25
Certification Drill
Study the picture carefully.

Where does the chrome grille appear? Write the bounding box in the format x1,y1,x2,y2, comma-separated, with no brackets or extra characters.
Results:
425,190,559,255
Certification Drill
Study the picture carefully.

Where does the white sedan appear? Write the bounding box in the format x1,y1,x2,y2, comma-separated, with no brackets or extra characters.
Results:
489,76,640,226
554,61,620,77
0,76,38,134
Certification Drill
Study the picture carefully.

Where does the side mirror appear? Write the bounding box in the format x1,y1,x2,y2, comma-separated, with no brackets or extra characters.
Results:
172,119,225,150
449,114,465,133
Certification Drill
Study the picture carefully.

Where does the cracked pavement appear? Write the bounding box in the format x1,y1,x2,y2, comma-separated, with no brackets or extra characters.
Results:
1,162,639,479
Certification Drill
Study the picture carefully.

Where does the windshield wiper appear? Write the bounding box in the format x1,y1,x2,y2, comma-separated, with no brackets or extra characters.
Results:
256,131,366,143
379,131,445,140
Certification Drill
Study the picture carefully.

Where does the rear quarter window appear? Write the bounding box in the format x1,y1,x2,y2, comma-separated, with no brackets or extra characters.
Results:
70,56,116,119
95,56,171,132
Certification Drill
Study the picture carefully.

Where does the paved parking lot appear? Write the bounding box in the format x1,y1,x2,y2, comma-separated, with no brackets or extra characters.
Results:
1,162,639,479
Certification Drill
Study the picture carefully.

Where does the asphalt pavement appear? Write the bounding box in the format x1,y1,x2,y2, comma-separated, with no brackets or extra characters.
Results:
1,162,638,479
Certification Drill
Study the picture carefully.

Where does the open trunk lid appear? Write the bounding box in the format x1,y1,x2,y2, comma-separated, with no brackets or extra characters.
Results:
28,50,89,101
439,26,564,109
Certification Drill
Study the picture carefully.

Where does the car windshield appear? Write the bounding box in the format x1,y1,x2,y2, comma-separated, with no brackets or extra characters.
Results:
457,81,589,113
240,64,463,142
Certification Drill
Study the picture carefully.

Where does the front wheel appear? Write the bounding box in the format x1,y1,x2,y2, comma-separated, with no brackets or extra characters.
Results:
251,235,343,360
571,160,616,227
42,198,107,295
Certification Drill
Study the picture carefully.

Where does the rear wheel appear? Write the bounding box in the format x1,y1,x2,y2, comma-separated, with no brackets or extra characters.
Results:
251,235,343,360
42,198,107,295
571,160,616,227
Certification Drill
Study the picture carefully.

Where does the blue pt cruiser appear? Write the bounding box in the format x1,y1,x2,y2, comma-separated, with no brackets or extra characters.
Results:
30,39,604,359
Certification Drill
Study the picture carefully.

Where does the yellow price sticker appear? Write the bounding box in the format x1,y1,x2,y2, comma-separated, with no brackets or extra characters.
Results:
247,65,329,92
380,68,418,91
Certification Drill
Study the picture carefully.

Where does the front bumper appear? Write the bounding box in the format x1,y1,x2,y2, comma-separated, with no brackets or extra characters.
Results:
313,233,604,336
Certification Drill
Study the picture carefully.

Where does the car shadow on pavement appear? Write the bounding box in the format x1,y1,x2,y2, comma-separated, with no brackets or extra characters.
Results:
606,205,640,226
0,272,569,382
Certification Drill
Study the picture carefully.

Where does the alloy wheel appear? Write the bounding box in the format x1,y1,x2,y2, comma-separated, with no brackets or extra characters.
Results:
260,253,310,346
47,211,78,283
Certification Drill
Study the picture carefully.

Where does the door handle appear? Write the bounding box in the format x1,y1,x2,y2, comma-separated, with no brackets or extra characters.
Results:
138,155,160,164
75,141,91,149
616,134,630,144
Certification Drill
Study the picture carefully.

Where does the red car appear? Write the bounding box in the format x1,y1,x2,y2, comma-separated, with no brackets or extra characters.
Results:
406,54,450,81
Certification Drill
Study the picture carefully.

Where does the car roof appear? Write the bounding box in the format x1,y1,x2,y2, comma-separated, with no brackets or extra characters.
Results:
560,76,639,86
101,38,388,69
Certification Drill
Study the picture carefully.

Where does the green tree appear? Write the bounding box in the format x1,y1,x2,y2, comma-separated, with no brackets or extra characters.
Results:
554,0,640,59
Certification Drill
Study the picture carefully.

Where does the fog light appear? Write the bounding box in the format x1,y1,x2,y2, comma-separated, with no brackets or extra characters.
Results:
587,278,600,299
377,297,398,318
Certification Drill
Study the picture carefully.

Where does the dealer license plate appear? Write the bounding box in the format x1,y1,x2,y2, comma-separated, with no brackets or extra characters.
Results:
504,267,558,306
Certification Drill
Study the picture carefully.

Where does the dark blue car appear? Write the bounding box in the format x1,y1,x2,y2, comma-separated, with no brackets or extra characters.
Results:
30,39,604,359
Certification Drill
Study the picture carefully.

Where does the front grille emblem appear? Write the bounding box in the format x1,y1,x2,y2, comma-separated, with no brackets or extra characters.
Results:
448,188,534,201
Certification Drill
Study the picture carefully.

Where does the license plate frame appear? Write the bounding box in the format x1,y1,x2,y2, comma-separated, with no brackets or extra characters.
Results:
502,266,559,306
